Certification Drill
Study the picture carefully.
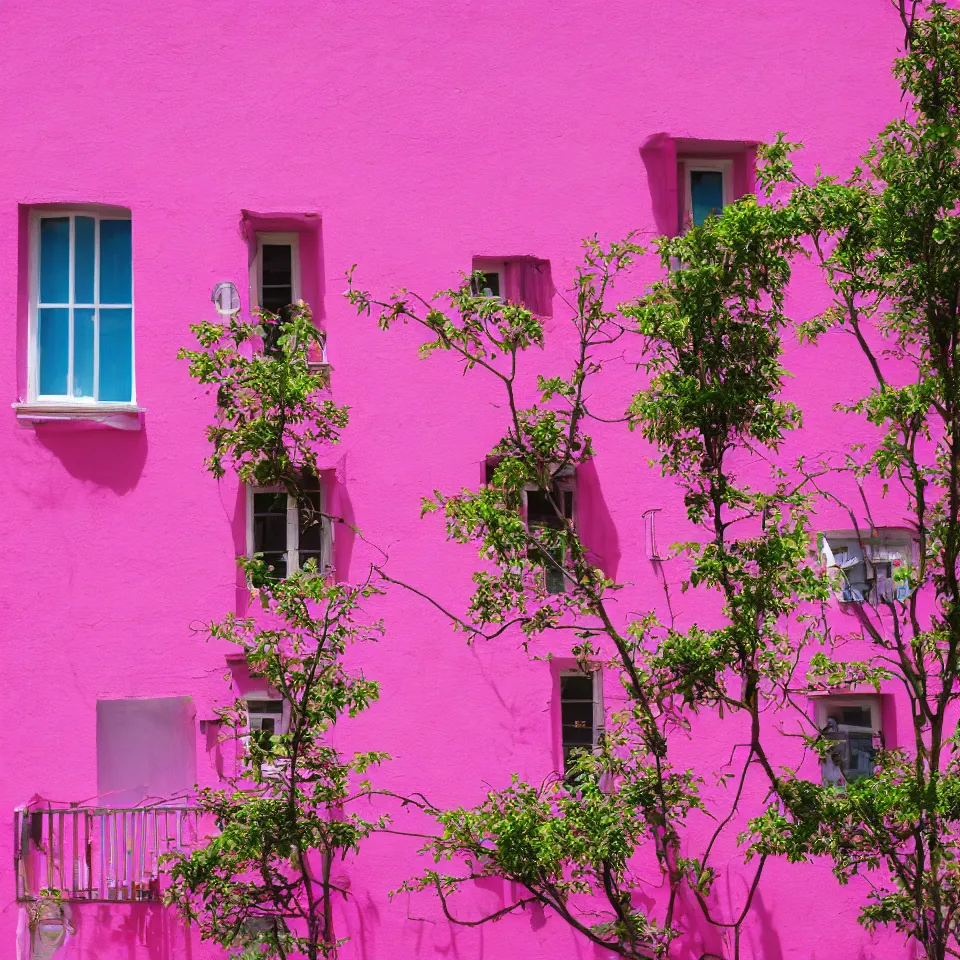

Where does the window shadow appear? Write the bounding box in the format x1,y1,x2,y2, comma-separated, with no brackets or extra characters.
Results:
33,424,147,495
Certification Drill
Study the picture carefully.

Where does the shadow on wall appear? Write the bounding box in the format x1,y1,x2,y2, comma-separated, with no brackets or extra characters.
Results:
640,132,680,238
34,425,147,495
577,459,620,581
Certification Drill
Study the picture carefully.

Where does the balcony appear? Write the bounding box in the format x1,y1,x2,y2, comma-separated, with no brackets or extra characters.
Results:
14,803,198,902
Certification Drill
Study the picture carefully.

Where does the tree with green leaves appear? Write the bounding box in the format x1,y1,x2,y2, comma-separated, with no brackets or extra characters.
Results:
344,5,960,960
168,4,960,959
168,303,387,960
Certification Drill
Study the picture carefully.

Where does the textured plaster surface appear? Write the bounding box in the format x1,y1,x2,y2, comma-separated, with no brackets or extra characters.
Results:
0,1,918,957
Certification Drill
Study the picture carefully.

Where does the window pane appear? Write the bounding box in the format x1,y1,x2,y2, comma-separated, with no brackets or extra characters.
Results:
74,216,95,303
39,218,70,303
260,552,287,579
691,170,725,226
560,675,593,700
73,307,95,399
99,220,132,304
472,272,501,297
98,308,133,401
561,700,594,727
262,244,292,286
38,307,69,395
261,244,293,313
562,725,595,746
248,701,283,715
254,513,287,553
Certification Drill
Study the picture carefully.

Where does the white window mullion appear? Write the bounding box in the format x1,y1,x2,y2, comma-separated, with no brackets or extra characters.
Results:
287,495,299,573
93,215,101,402
592,669,604,748
67,216,75,398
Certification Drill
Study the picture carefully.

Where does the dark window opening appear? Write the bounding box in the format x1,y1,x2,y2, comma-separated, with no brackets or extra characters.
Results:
528,486,574,594
471,271,501,298
560,673,597,772
260,243,294,354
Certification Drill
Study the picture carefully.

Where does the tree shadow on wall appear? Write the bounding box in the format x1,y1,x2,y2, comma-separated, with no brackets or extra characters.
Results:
34,425,147,495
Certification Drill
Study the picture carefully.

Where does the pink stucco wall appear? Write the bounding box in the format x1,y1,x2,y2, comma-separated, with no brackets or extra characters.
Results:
0,1,921,958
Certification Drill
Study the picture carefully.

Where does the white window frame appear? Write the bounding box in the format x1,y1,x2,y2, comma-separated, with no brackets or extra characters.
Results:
251,232,301,313
471,258,507,300
820,530,914,604
246,483,333,576
244,695,288,737
814,694,881,785
28,209,136,405
680,159,734,230
523,478,576,595
560,668,604,767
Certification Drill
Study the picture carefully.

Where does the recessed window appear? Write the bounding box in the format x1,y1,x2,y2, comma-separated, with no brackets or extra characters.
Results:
470,257,553,316
560,670,603,772
820,531,913,604
252,232,301,352
815,696,881,786
31,211,134,403
471,260,504,299
246,698,286,746
247,476,332,579
484,460,576,595
527,484,575,594
679,159,733,229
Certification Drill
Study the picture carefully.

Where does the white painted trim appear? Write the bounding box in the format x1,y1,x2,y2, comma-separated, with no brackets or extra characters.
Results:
560,667,603,752
12,401,143,431
244,695,289,736
251,232,301,312
28,209,135,404
247,480,331,575
680,158,734,229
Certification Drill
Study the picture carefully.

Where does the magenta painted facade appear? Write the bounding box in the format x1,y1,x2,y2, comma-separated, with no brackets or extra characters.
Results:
0,2,923,958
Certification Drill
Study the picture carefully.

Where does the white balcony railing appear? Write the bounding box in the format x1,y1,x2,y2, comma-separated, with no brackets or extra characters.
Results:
14,804,199,902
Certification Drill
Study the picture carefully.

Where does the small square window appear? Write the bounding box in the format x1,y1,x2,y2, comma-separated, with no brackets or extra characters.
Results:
252,232,301,353
246,698,286,740
679,159,733,230
820,531,914,604
560,670,602,772
30,210,134,403
471,259,505,299
247,476,332,578
815,696,881,786
470,257,553,316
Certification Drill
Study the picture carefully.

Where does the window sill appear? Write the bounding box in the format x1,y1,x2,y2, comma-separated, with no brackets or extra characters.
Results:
13,401,144,431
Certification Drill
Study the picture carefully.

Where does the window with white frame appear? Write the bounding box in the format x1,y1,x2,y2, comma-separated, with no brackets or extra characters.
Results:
527,484,575,594
680,159,733,229
31,210,134,403
485,460,575,595
819,531,913,604
470,258,505,299
815,695,881,786
560,670,603,772
245,698,287,745
247,476,332,579
251,232,301,353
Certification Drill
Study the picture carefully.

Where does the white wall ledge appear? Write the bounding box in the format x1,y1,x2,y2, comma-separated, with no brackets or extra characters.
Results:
12,401,145,431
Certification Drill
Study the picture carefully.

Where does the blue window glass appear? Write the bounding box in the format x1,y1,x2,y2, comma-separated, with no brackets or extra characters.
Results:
100,220,132,304
38,308,69,396
74,217,95,304
99,308,133,401
36,213,133,401
39,218,70,303
73,308,95,398
690,170,725,227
